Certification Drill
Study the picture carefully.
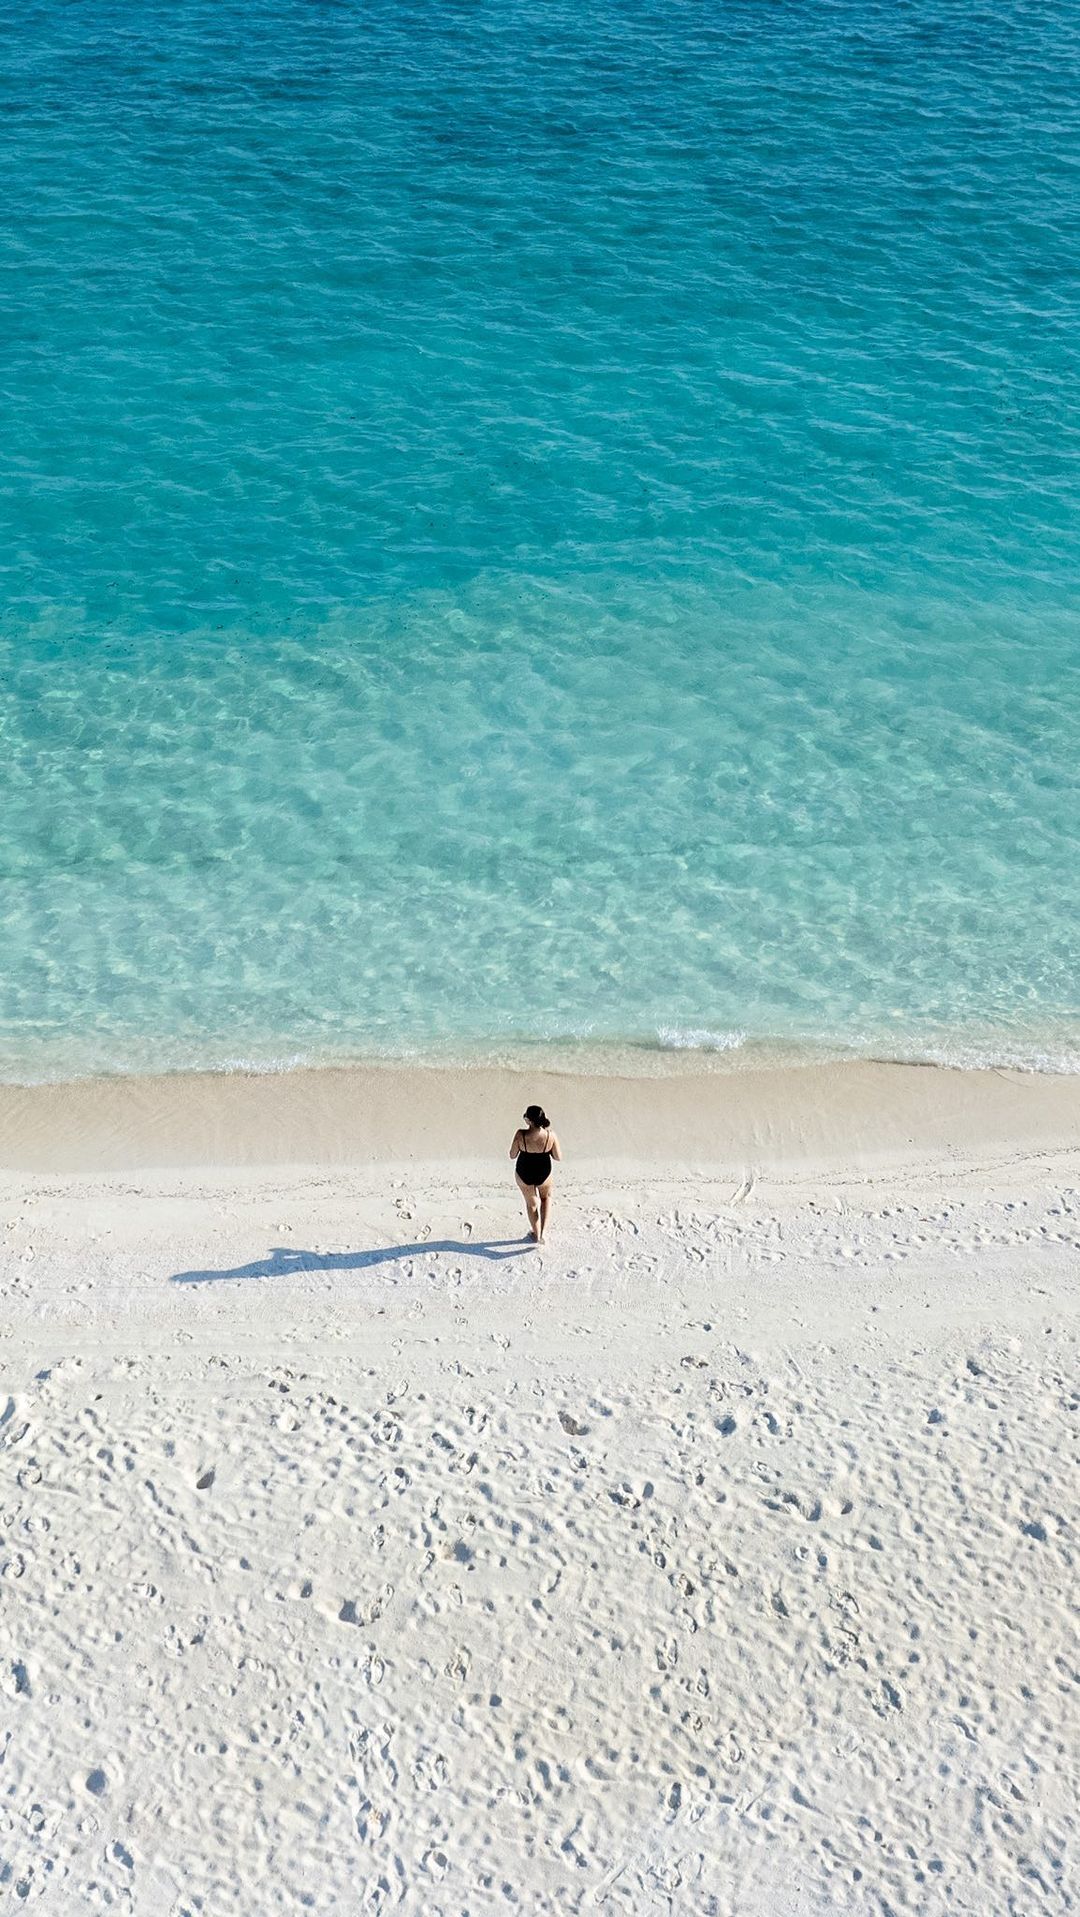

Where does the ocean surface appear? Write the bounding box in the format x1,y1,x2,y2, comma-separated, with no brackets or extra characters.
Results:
2,0,1079,1081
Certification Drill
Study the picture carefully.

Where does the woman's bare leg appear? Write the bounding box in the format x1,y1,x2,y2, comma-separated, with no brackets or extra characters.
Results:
516,1174,541,1240
537,1178,553,1242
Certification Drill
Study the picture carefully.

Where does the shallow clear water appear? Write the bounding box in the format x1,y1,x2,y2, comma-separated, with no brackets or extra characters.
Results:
2,0,1079,1079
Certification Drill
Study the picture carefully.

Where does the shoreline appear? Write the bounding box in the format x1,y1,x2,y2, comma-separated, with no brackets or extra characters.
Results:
2,1053,1078,1176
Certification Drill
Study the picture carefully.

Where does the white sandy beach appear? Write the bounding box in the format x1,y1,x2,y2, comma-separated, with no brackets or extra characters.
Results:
1,1062,1077,1913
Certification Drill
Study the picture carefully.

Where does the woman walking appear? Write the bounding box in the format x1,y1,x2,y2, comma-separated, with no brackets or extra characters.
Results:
510,1104,562,1243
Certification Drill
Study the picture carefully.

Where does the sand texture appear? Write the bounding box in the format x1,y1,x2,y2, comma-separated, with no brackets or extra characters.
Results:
1,1112,1078,1914
3,1056,1080,1175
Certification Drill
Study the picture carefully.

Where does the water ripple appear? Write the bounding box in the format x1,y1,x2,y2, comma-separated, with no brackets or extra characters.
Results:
2,0,1079,1075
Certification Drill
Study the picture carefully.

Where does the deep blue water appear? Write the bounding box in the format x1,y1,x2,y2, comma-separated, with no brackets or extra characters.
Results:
2,0,1079,1078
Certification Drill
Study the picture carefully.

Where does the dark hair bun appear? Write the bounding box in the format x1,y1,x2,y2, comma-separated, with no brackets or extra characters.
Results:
524,1104,549,1128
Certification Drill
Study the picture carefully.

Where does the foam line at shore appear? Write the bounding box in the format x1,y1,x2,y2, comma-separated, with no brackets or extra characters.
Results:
2,1057,1078,1176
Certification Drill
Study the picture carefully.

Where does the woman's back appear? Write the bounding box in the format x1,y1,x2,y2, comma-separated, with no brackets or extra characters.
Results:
519,1126,551,1155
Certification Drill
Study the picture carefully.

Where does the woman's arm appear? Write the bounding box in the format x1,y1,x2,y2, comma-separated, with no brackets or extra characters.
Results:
509,1129,523,1159
549,1132,562,1161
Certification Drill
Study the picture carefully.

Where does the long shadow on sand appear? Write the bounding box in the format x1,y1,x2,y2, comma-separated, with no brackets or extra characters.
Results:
171,1237,533,1285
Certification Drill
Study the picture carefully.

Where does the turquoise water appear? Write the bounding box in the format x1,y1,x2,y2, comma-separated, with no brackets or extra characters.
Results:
2,0,1079,1080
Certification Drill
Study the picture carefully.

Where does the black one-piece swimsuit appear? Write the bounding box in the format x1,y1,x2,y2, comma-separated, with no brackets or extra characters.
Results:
516,1132,552,1187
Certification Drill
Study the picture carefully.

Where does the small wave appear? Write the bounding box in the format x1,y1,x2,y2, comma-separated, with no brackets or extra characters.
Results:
654,1026,747,1054
202,1053,314,1077
871,1037,1080,1076
3,1022,1080,1087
